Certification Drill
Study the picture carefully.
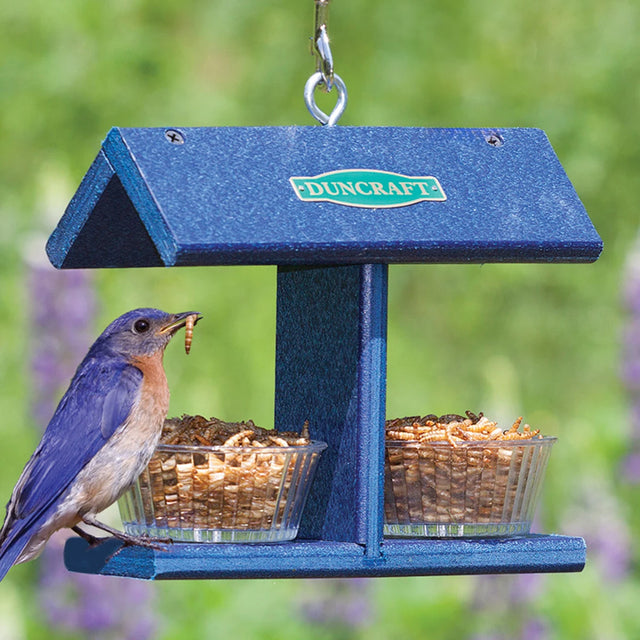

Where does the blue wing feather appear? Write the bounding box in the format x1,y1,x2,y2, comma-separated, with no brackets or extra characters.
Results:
15,356,142,518
0,356,142,556
100,366,142,439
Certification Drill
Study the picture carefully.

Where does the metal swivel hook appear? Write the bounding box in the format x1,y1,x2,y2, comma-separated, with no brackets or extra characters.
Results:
304,72,347,126
313,0,334,90
305,0,348,126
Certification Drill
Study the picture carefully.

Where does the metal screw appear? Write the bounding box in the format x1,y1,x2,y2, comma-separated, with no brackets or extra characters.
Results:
484,132,503,147
164,129,185,145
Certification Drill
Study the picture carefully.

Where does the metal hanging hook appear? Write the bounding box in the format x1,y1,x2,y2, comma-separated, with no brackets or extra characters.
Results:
313,0,334,89
304,71,348,126
305,0,348,125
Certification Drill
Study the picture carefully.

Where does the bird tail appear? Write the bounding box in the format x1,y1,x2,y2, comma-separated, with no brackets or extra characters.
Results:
0,507,49,582
0,529,32,582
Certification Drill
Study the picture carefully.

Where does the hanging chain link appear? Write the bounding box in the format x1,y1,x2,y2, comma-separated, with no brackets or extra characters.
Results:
304,0,348,126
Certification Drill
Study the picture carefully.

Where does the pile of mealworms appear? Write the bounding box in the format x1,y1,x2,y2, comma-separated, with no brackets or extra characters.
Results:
134,416,316,533
383,411,550,529
160,415,311,447
385,411,540,446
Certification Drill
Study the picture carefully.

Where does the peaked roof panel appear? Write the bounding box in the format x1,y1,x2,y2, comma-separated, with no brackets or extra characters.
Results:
46,126,602,268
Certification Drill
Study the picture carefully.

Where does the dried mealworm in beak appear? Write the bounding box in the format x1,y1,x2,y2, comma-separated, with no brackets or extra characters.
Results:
185,314,197,354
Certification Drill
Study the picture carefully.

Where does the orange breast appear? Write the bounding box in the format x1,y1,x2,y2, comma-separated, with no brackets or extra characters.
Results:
130,352,170,417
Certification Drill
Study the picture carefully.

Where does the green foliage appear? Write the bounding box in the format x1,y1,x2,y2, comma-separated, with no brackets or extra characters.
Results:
1,0,640,638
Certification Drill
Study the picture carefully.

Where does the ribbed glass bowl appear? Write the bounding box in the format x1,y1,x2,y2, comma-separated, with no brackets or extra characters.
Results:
118,440,327,543
384,437,556,537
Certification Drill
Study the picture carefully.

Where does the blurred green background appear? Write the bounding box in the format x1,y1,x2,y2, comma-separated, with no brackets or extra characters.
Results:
1,0,639,638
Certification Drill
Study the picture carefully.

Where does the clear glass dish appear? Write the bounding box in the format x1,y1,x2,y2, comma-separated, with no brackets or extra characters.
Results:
118,440,327,543
383,437,556,537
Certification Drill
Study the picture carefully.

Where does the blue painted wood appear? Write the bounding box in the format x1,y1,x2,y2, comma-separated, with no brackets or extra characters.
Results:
357,265,388,556
46,125,600,580
275,265,387,552
49,151,163,268
46,127,603,268
63,535,586,580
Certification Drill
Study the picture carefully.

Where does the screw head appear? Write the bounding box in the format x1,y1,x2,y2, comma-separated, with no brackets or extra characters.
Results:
484,132,504,147
164,129,185,145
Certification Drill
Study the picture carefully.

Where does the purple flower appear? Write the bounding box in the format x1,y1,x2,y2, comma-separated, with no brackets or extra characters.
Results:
561,480,630,583
508,573,546,606
27,263,98,426
621,451,640,482
299,578,373,632
39,532,156,637
623,241,640,313
519,617,550,640
470,518,552,638
621,361,640,390
622,234,640,472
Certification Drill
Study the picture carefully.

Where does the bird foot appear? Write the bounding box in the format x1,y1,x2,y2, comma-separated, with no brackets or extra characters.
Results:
102,533,173,562
118,531,173,551
79,516,173,552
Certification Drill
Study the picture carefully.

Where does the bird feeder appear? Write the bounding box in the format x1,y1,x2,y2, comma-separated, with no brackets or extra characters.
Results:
46,125,601,579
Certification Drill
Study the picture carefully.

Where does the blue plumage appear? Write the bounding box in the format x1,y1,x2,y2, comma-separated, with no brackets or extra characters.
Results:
0,307,200,581
15,360,142,519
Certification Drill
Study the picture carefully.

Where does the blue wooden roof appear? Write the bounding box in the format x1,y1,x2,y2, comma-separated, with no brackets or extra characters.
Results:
46,126,602,268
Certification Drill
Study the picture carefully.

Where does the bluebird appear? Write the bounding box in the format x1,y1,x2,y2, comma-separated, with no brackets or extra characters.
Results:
0,308,201,581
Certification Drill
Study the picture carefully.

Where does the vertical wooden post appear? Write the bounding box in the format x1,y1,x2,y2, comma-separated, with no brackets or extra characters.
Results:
275,264,388,556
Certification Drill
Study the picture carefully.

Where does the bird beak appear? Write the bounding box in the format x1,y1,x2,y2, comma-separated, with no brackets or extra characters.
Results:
158,311,203,335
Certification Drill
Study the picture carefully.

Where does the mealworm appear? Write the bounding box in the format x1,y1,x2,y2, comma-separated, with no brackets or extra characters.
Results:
194,433,212,446
506,416,523,433
386,412,542,443
185,313,197,354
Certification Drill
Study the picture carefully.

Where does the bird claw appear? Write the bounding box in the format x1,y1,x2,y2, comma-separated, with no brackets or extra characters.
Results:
119,532,173,551
78,516,173,556
103,533,172,562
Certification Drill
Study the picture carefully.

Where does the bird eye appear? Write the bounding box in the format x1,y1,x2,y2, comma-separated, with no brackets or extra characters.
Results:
133,319,151,334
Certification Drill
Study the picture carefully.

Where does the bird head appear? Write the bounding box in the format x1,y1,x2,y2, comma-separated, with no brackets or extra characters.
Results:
90,308,202,359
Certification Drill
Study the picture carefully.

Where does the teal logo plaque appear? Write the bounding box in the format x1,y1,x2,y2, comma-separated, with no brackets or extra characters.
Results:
290,169,446,208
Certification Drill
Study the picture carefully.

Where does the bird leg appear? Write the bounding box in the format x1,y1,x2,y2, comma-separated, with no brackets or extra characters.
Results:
80,514,172,551
72,525,107,547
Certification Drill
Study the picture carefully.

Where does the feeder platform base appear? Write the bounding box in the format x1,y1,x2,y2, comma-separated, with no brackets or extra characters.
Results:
64,535,585,580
